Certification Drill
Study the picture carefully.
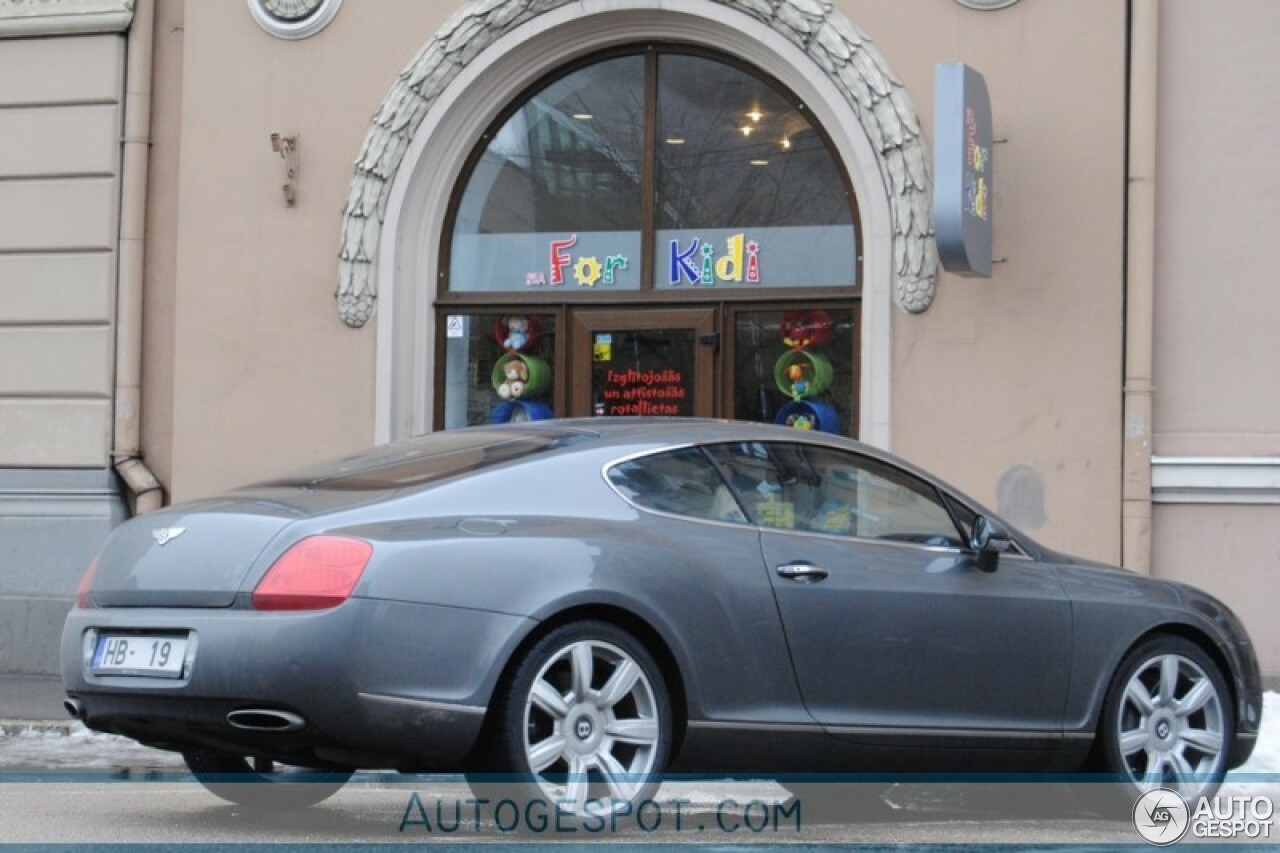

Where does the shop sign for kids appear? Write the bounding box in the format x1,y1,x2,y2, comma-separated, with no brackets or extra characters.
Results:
524,232,763,289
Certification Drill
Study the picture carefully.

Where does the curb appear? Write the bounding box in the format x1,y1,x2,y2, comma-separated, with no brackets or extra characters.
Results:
0,719,78,736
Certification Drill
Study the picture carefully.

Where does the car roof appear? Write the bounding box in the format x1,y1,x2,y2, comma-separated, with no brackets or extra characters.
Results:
510,417,884,454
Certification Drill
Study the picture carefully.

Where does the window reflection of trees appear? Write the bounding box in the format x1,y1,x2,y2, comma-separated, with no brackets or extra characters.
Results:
461,50,852,237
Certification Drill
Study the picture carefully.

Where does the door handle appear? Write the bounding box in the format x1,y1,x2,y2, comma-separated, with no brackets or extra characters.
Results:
775,563,829,583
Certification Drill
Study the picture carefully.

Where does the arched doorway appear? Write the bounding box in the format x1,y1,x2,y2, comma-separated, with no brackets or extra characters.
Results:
439,46,860,434
345,0,933,447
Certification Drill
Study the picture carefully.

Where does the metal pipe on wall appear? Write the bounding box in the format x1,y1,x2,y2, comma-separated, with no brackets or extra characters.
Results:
112,0,164,515
1122,0,1159,572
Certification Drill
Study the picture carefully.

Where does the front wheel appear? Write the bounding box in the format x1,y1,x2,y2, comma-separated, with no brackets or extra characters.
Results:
183,751,352,810
468,621,672,822
1091,635,1232,806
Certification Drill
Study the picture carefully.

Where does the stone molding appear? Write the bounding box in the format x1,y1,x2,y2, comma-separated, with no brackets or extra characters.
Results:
0,0,134,36
1151,457,1280,505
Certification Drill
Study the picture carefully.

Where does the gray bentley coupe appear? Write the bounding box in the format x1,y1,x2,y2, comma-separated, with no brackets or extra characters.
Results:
61,419,1262,814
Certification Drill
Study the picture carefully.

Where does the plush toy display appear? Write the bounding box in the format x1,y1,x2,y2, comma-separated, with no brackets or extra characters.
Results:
489,316,552,423
503,315,530,351
496,359,530,400
773,309,839,434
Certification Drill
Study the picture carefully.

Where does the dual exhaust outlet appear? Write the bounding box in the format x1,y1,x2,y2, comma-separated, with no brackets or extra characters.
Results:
62,698,305,734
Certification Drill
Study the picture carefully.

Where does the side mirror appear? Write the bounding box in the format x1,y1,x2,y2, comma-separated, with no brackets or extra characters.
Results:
970,515,1012,573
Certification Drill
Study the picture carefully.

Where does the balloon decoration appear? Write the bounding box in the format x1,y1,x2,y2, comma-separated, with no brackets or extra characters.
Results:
490,315,553,423
773,310,840,434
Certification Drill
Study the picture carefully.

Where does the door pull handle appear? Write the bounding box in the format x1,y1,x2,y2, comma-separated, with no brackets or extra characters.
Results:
775,563,829,583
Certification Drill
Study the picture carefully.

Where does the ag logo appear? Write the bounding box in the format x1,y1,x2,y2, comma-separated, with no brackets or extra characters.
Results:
1133,787,1190,845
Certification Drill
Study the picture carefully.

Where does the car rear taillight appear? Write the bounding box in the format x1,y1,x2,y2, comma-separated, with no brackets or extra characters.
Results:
76,555,99,609
251,536,373,611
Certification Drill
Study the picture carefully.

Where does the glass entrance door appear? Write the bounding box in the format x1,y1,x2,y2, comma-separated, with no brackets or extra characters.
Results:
571,309,717,419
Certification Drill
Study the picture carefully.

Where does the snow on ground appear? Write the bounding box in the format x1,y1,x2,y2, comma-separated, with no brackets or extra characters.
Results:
1,692,1277,776
0,720,184,771
1231,689,1280,773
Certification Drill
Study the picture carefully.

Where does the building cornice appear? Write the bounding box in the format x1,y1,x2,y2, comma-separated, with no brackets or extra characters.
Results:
0,0,134,37
1151,456,1280,505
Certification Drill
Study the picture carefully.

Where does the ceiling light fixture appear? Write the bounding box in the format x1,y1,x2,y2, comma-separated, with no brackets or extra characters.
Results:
746,108,764,123
750,159,769,167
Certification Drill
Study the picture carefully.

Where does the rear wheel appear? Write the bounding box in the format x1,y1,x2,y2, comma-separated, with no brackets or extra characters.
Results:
467,621,672,824
183,751,351,810
1090,635,1231,808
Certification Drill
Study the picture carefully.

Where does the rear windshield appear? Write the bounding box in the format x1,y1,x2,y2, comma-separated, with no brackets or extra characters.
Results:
263,428,595,491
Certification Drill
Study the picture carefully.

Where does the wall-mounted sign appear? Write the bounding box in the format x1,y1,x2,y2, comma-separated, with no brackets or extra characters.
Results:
934,63,994,278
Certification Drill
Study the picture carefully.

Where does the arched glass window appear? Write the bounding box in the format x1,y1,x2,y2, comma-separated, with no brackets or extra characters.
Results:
447,47,857,294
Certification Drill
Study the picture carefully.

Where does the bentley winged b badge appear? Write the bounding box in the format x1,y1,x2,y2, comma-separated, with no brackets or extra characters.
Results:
152,527,187,546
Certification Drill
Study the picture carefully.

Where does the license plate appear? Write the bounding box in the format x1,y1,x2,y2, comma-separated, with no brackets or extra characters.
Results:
91,633,189,678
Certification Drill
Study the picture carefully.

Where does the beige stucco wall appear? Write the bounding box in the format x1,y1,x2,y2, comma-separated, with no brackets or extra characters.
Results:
156,1,447,500
1153,504,1280,676
852,0,1128,563
1153,0,1280,459
1149,0,1280,676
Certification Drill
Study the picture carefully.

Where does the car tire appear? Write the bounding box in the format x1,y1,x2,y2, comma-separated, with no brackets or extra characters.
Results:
183,751,352,810
1087,635,1232,813
467,621,672,828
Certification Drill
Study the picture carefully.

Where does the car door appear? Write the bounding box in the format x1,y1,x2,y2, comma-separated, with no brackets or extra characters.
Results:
706,441,1073,741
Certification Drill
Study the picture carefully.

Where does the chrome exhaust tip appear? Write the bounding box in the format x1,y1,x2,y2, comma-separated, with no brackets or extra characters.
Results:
226,708,306,733
63,698,83,720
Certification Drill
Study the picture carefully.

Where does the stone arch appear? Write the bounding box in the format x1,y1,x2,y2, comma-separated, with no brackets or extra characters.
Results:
336,0,935,329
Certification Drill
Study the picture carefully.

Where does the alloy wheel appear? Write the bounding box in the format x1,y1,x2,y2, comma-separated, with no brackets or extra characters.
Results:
521,638,662,809
1115,651,1226,798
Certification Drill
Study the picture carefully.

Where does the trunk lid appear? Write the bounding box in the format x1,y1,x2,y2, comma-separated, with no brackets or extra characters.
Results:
89,498,304,608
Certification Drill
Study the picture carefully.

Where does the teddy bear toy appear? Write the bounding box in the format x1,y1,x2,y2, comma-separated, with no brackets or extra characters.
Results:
503,315,530,351
497,360,529,399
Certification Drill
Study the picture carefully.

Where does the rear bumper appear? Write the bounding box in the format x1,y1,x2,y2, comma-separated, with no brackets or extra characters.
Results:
61,597,534,770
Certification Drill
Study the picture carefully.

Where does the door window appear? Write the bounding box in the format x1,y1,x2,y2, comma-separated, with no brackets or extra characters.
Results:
707,442,965,547
572,308,716,419
589,329,698,418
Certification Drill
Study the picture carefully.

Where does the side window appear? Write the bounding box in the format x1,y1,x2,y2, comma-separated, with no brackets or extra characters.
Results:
707,442,965,547
704,442,796,528
606,447,747,523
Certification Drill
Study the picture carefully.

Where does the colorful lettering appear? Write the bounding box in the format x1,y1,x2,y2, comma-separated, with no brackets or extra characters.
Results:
549,235,578,286
669,238,701,285
574,256,602,287
603,255,629,285
715,233,745,282
746,240,760,283
700,243,715,285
